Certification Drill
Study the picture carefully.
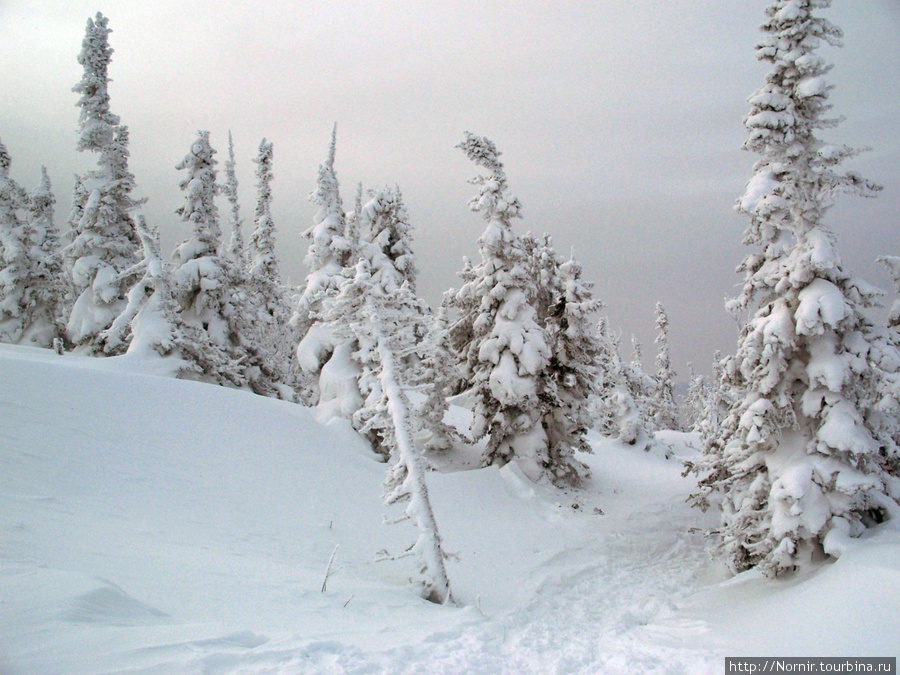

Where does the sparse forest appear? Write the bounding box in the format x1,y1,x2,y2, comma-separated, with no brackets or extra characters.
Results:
1,2,899,670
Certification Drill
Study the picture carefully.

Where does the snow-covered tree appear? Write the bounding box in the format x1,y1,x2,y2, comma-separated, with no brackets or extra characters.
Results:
170,131,245,387
323,186,446,455
681,363,705,432
443,255,478,394
102,215,236,383
592,318,653,449
377,312,455,604
241,138,292,397
648,302,680,430
873,256,900,476
358,186,419,294
291,126,353,402
355,187,448,444
523,233,565,326
418,303,461,455
0,149,67,347
539,253,604,484
445,133,551,479
330,256,453,602
692,0,900,576
223,131,245,268
626,336,657,428
65,13,143,352
103,214,178,356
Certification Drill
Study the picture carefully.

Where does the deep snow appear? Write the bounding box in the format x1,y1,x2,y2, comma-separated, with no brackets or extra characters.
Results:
1,344,898,673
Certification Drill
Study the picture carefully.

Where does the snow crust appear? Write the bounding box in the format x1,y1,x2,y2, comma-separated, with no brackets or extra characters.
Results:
1,345,898,672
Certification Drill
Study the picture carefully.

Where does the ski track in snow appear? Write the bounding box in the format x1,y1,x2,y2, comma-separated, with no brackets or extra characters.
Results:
276,504,722,674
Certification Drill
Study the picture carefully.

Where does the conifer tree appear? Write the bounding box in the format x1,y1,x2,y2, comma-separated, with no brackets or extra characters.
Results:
523,233,565,327
873,256,900,476
445,133,550,479
443,256,478,394
687,352,740,509
626,336,657,429
65,13,143,352
330,256,453,602
877,256,900,330
102,215,235,381
292,126,353,402
223,131,245,268
540,253,603,484
419,303,461,455
326,186,446,456
649,302,681,430
0,144,67,346
680,362,707,433
592,318,653,449
692,0,900,576
242,138,292,397
170,131,244,386
103,214,178,356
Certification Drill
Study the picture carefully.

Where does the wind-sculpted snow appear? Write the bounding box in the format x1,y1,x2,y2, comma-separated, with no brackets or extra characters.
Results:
0,346,897,672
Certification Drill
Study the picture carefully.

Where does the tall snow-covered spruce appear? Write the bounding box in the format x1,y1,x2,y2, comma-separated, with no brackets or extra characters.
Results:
223,131,246,268
65,13,143,352
349,186,451,456
242,138,293,397
326,199,454,602
692,0,900,576
649,302,680,431
540,252,604,484
591,318,653,450
291,126,353,404
170,131,247,387
445,133,552,480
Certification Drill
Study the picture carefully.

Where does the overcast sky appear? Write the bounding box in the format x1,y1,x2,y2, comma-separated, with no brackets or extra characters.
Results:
2,1,899,378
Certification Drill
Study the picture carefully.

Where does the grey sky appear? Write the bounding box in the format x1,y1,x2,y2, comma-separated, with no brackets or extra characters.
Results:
2,1,899,378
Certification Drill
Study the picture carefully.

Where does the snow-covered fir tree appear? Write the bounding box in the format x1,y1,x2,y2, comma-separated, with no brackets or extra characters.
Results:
418,303,461,455
680,362,707,432
519,232,600,482
241,138,293,397
65,13,143,352
649,302,681,431
223,131,245,268
685,351,740,505
523,233,565,327
539,253,604,485
345,182,364,268
329,255,453,602
592,317,653,449
323,186,448,456
873,256,900,477
355,187,450,450
291,126,353,403
170,131,245,387
691,0,900,576
358,186,419,294
0,148,67,347
626,336,657,430
445,133,551,480
443,255,478,394
103,214,179,357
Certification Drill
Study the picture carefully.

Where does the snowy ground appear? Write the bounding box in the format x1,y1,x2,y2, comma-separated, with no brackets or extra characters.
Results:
1,344,898,674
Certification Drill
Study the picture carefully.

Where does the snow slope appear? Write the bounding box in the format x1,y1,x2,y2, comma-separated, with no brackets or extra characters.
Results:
1,345,898,673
